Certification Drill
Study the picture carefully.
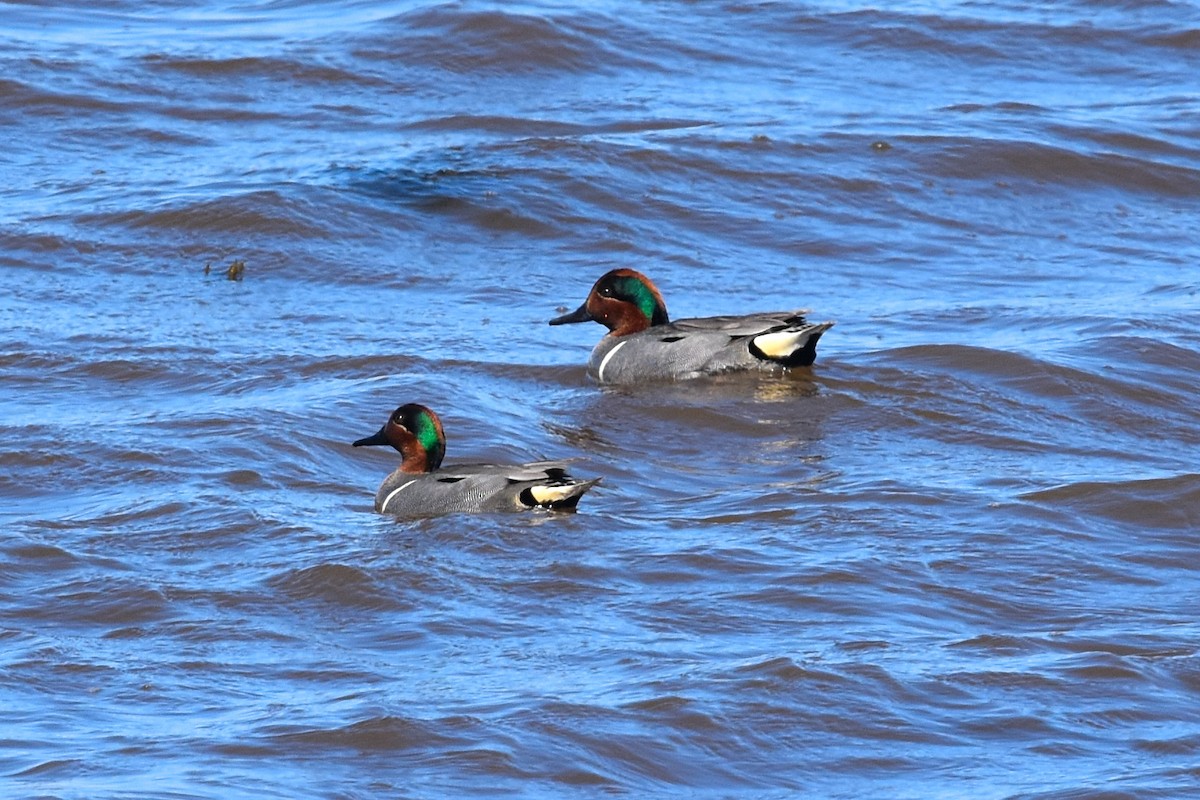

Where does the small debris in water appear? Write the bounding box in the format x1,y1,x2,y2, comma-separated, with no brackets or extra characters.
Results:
204,260,245,281
871,140,892,152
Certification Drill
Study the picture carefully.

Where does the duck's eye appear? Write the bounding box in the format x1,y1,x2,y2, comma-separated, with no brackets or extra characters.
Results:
599,286,613,297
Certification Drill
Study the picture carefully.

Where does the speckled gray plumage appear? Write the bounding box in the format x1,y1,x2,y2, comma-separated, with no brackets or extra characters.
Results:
585,313,834,384
373,461,599,518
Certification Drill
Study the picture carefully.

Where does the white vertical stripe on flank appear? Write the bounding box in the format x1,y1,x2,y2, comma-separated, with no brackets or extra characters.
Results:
596,340,628,383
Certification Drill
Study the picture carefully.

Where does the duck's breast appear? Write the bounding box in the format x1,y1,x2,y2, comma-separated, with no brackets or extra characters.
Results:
588,318,784,383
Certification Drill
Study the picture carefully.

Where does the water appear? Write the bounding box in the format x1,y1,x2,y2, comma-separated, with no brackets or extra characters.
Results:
3,1,1200,797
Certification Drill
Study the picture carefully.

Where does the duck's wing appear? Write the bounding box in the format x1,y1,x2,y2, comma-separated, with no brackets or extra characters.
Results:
666,312,813,337
438,460,579,483
664,313,835,369
437,462,601,511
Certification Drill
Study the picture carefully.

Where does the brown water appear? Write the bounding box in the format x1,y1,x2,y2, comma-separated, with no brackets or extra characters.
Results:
3,2,1200,798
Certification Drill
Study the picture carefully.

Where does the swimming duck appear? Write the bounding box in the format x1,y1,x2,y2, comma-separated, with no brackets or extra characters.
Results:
549,268,834,384
352,403,599,517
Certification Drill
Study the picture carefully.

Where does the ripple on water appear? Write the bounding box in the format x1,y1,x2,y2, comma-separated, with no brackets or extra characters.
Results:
1023,474,1200,531
267,562,412,611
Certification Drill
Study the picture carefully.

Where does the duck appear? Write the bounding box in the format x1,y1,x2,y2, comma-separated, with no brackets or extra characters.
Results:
549,268,834,384
352,403,600,517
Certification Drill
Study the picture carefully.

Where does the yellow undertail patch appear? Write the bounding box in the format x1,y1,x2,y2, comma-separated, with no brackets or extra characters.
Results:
752,329,808,359
529,484,579,505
